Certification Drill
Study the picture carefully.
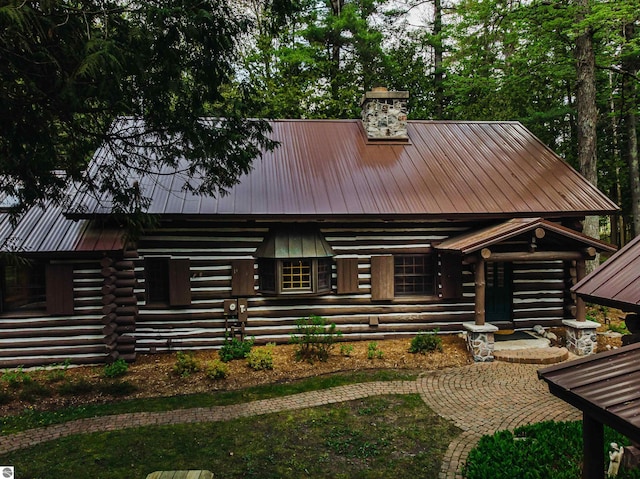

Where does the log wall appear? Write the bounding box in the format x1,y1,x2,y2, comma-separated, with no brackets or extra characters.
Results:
131,221,567,353
0,222,575,367
0,259,106,368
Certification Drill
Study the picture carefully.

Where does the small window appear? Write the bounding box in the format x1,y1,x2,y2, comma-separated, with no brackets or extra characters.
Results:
1,262,46,313
394,254,436,296
259,258,332,296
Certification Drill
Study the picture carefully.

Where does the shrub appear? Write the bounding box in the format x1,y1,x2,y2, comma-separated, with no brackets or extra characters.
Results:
103,358,129,378
1,367,33,388
18,381,52,402
409,331,443,354
0,389,11,405
58,378,95,395
367,342,384,360
97,380,138,397
204,360,229,380
290,315,342,363
173,351,200,377
247,344,275,371
463,420,636,479
608,321,630,335
44,360,71,383
219,336,254,362
340,344,355,357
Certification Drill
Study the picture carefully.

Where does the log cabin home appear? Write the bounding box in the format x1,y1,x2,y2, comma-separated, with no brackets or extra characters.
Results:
0,89,619,367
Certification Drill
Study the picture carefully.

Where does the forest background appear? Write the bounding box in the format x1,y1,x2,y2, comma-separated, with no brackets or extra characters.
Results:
1,0,639,246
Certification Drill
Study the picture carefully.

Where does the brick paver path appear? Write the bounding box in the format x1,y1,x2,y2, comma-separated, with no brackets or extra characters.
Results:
0,364,580,478
418,362,581,478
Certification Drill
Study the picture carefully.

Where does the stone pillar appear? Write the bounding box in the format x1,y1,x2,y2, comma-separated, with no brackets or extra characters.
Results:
463,322,499,362
562,319,599,356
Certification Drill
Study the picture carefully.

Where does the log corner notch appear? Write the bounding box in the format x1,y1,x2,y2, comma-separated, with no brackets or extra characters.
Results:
101,250,139,363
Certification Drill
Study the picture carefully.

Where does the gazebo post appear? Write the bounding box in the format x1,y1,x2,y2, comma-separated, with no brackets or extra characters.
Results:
474,257,486,326
583,412,604,479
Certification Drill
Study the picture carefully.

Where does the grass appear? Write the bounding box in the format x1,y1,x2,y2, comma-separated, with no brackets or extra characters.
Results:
0,394,459,479
0,369,417,434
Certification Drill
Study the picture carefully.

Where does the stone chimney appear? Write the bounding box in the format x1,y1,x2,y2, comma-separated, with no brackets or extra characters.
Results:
361,87,409,140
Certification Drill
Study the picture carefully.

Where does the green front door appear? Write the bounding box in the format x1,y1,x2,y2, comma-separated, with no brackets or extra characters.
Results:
485,262,513,323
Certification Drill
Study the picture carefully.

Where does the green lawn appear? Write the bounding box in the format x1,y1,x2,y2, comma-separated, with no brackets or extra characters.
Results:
0,394,459,479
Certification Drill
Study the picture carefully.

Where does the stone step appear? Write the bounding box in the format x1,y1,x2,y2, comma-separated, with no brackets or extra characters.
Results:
493,347,569,365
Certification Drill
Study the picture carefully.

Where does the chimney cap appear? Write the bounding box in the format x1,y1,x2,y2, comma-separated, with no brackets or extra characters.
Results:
361,89,409,105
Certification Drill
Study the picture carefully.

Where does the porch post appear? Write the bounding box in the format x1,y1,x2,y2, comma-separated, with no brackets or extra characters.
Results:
475,257,486,326
576,258,587,321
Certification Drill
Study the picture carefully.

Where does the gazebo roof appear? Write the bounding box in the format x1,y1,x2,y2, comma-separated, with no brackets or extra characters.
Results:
572,234,640,313
538,342,640,444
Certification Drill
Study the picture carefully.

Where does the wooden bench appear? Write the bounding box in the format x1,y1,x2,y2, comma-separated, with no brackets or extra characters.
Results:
145,471,213,479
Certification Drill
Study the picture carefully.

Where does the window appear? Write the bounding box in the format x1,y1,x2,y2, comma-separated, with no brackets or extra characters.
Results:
394,255,436,296
258,258,333,296
282,260,312,292
144,257,191,306
1,262,46,313
145,257,170,304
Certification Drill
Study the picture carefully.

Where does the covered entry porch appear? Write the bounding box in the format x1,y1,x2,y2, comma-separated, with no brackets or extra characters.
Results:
436,218,617,360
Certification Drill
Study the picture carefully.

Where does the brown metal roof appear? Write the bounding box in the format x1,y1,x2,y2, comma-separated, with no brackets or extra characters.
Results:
538,342,640,444
0,198,124,255
572,234,640,312
435,218,617,255
67,119,618,219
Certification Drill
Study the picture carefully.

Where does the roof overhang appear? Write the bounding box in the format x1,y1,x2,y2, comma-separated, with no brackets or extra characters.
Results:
254,227,334,259
435,218,617,258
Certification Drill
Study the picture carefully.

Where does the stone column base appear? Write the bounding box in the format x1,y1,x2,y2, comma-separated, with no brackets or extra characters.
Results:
463,323,499,362
562,319,599,356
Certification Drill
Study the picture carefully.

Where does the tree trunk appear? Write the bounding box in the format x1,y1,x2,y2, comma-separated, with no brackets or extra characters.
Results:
574,0,600,271
434,0,444,118
624,22,640,237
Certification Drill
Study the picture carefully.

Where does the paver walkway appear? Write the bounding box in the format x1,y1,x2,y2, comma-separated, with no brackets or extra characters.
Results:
0,363,581,478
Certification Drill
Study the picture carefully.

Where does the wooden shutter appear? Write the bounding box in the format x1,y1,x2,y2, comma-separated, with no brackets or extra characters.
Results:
231,259,255,296
46,263,74,315
370,255,394,300
337,258,359,294
169,258,191,306
440,253,463,299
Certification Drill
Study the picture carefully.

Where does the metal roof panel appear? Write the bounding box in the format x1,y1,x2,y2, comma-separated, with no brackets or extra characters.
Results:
66,119,619,218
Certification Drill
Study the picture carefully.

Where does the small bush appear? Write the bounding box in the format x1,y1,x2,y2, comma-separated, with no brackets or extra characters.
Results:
290,315,342,363
204,360,229,380
173,351,200,377
44,360,71,383
97,380,138,397
247,344,275,371
103,358,129,378
1,367,33,388
367,342,384,360
340,344,355,357
409,331,443,354
58,378,95,395
19,381,52,402
219,336,254,362
608,321,630,335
